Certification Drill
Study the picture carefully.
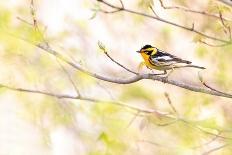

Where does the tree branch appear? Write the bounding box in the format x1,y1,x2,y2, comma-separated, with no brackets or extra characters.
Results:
202,143,230,155
56,59,81,97
6,31,230,99
24,41,231,99
1,82,231,141
96,0,231,44
0,83,172,117
13,0,232,100
98,41,137,75
159,0,232,22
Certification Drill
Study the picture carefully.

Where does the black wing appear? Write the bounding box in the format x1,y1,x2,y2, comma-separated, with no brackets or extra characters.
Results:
150,49,192,64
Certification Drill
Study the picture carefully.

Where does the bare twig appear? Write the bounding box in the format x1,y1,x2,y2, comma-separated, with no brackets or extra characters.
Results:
153,119,179,126
29,0,47,43
198,72,230,96
219,11,232,40
0,83,173,117
119,0,124,8
138,139,174,148
98,41,138,75
96,81,115,99
199,40,230,47
30,1,81,97
164,92,178,114
96,8,123,14
127,111,140,128
0,83,78,99
191,131,222,149
96,0,231,43
16,17,33,26
30,0,37,27
181,119,232,140
138,140,163,147
202,143,230,155
159,0,232,22
149,5,160,18
56,59,81,97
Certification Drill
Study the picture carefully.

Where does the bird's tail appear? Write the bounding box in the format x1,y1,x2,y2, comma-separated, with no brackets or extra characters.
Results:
174,65,206,69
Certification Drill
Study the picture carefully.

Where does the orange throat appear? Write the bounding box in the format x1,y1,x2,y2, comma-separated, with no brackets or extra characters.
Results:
140,53,150,66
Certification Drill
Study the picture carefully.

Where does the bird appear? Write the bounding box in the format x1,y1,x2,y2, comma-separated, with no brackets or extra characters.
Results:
136,44,205,75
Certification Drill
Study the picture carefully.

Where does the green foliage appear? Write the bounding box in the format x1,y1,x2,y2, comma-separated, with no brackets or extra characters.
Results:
21,96,74,126
0,8,11,29
137,0,154,9
208,1,231,13
120,85,155,103
90,3,100,20
96,132,127,155
76,71,96,86
194,117,219,129
195,45,208,58
92,102,122,117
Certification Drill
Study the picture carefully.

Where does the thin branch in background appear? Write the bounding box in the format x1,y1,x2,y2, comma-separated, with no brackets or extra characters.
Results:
0,83,174,118
98,41,138,75
158,0,232,22
0,83,78,99
198,72,230,95
119,0,124,8
191,23,195,31
191,131,222,149
30,0,81,98
96,81,116,100
202,143,230,155
96,0,231,44
228,27,231,40
181,119,232,140
149,5,160,18
138,139,173,148
96,8,123,14
199,40,231,47
153,119,178,126
56,59,81,97
30,0,47,43
30,0,37,27
219,11,232,40
1,81,231,141
16,17,33,26
126,111,140,129
164,92,178,115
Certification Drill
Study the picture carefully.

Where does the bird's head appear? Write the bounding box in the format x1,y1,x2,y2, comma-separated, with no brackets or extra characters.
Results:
136,44,157,55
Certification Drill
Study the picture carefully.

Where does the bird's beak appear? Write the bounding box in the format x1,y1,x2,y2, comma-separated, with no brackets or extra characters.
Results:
136,50,141,53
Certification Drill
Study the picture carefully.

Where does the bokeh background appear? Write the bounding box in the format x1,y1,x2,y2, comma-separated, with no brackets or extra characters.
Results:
0,0,232,154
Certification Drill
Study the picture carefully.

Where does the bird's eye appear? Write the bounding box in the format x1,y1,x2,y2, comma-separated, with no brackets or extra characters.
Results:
145,51,151,55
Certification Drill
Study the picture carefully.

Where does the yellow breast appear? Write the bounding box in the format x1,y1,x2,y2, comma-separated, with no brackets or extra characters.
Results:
140,53,163,70
140,53,156,69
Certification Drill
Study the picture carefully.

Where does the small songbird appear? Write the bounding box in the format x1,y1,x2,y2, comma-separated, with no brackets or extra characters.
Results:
137,44,205,75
